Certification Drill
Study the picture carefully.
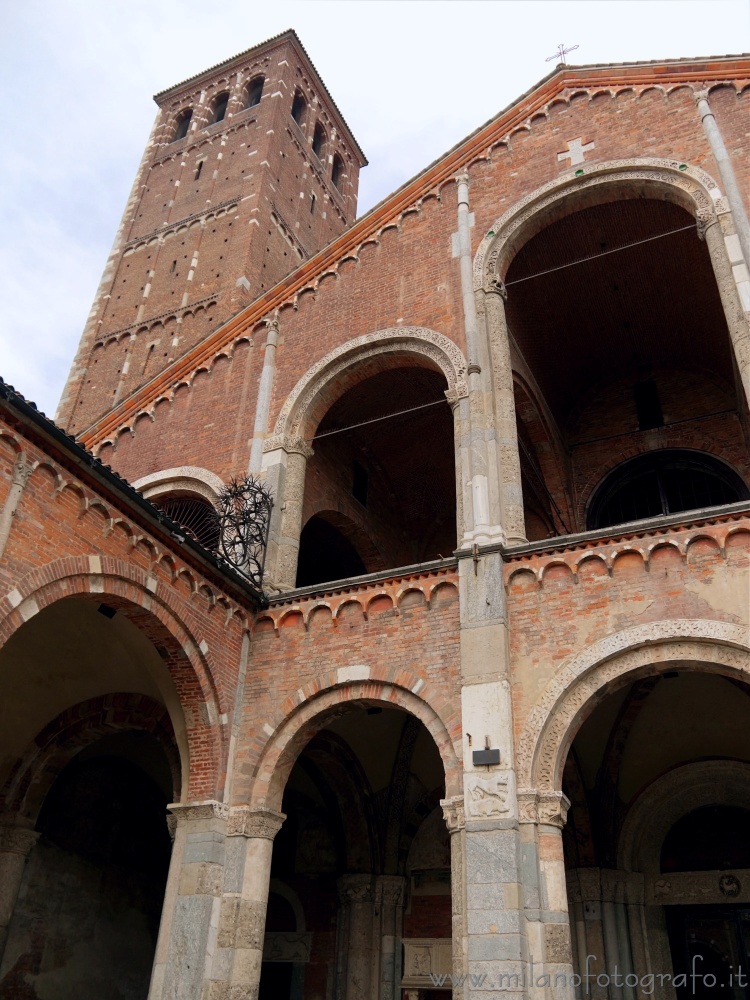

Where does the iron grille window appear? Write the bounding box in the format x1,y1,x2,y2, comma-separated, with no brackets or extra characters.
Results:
587,450,749,530
151,496,220,550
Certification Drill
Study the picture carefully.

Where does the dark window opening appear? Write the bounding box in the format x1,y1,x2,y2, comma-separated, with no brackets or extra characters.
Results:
296,515,367,588
312,122,326,159
194,161,203,181
587,449,749,530
150,495,220,550
352,461,368,506
245,76,264,108
662,806,750,873
634,378,664,430
172,110,192,142
211,93,230,125
291,90,306,125
331,154,344,190
310,193,316,214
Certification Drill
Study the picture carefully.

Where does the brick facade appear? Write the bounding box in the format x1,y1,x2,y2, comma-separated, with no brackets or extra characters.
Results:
2,35,750,1000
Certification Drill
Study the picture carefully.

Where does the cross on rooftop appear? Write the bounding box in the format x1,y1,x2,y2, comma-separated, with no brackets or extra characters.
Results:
546,43,579,65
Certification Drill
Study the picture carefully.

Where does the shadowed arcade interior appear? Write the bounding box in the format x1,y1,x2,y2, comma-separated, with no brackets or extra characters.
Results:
260,702,450,999
296,365,456,588
0,597,185,999
504,195,750,537
562,669,750,998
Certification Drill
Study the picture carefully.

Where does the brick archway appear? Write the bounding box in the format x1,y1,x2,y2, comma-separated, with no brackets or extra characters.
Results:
0,693,180,825
246,677,462,812
265,326,468,451
516,620,750,794
474,158,723,285
473,158,750,412
0,561,227,801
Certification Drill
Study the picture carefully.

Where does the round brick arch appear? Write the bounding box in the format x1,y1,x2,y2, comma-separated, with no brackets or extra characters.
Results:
0,559,226,801
516,619,750,795
1,693,181,824
246,677,462,812
265,326,469,448
473,157,724,286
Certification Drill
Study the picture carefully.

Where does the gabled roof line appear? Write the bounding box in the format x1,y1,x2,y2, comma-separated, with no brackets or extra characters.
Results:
153,29,366,165
81,54,750,448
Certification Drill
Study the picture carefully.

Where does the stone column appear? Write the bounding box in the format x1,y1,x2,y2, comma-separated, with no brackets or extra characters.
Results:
0,823,39,960
337,874,377,1000
220,807,286,1000
261,439,312,591
441,796,468,997
376,875,406,1000
454,173,504,545
702,213,750,410
458,548,526,998
695,90,750,269
517,791,575,1000
0,453,31,562
481,278,527,545
248,319,280,474
149,801,228,1000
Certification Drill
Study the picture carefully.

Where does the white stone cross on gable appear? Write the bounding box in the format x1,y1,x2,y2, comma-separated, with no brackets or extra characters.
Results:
558,137,595,166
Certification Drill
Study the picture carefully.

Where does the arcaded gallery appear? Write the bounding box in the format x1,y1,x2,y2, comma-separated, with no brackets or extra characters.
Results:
1,29,750,1000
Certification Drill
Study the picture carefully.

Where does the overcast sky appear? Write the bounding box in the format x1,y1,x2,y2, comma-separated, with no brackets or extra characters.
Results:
1,0,748,419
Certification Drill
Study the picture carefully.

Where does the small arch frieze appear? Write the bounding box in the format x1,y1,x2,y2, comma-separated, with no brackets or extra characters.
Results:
504,518,748,590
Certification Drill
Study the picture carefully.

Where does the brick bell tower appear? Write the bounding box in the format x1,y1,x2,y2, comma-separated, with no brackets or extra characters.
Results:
57,30,366,435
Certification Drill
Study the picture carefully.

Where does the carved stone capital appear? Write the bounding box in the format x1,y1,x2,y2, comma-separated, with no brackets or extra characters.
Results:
168,800,229,826
440,795,465,833
376,875,406,906
516,789,539,824
12,457,32,489
483,277,508,301
262,434,314,458
538,791,570,828
338,873,375,903
0,825,40,856
227,807,286,840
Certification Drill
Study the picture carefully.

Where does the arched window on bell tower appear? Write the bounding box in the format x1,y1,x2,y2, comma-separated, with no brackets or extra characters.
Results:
245,75,264,109
331,153,344,190
171,109,193,142
210,92,230,125
312,122,326,159
291,89,306,125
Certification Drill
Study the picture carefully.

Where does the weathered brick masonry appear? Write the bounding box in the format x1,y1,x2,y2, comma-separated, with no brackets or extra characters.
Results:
2,31,750,1000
